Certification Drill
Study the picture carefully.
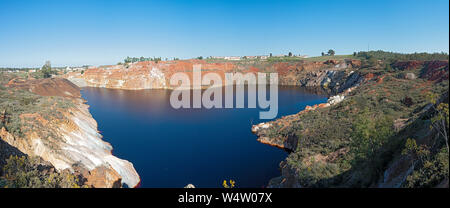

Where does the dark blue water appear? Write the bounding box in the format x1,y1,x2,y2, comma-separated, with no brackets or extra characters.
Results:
81,86,327,188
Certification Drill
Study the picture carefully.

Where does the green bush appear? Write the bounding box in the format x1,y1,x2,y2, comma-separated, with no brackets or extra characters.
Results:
404,148,449,188
0,155,85,188
350,110,394,164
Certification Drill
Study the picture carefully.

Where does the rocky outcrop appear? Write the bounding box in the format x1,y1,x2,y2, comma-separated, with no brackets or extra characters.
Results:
389,60,449,82
81,65,167,90
64,60,237,90
392,60,423,70
420,60,449,82
1,78,140,188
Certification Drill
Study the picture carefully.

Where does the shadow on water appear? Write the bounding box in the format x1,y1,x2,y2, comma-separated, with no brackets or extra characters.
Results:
81,85,327,188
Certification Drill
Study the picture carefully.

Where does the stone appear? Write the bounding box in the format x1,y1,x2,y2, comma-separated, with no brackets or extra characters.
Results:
405,73,416,80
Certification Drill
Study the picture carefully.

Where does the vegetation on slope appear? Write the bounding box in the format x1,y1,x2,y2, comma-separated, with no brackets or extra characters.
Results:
0,73,83,188
263,54,449,187
354,50,449,62
0,73,75,140
0,155,86,188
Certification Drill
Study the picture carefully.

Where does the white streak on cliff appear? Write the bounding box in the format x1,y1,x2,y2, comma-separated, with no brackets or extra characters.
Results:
57,101,140,187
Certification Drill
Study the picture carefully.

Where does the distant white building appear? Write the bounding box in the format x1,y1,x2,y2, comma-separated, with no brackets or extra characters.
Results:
224,56,241,61
212,55,270,60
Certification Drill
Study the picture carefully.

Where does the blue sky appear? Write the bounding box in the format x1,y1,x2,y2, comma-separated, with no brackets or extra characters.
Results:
0,0,448,67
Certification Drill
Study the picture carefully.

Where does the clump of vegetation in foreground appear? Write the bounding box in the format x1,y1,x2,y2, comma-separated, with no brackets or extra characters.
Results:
0,155,86,188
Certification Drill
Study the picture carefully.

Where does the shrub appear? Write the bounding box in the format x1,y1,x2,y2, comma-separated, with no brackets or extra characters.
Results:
0,155,85,188
404,148,449,188
350,111,394,165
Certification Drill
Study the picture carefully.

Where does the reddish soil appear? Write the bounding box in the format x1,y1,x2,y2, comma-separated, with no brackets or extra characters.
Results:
6,78,81,98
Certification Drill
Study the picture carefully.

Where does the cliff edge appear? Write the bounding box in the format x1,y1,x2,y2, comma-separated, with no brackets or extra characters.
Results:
1,76,140,188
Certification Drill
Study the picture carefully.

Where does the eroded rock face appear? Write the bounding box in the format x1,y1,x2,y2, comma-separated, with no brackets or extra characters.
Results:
1,78,140,188
75,165,122,188
389,60,449,82
62,59,361,92
420,60,449,82
82,66,167,90
392,60,424,70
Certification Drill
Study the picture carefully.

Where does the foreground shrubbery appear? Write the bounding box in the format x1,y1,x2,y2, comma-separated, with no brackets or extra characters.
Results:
0,155,85,188
404,147,449,188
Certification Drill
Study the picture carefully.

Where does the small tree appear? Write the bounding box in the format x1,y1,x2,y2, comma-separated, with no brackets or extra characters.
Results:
328,49,335,56
428,93,449,154
402,138,430,164
288,52,293,57
41,61,52,78
350,110,394,164
124,56,132,63
384,63,393,71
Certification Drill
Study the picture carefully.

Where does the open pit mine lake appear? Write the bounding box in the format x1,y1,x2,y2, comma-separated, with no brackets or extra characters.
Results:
81,86,327,188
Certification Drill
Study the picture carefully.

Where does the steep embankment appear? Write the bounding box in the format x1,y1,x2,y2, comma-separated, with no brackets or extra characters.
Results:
252,60,449,188
0,77,140,188
63,59,362,93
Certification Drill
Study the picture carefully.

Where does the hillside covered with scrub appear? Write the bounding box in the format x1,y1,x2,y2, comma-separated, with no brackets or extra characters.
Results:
252,51,449,188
